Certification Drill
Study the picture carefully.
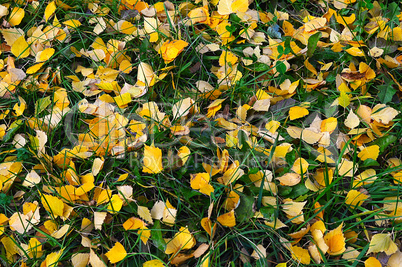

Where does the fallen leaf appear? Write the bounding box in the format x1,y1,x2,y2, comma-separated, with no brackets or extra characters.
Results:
105,242,127,263
217,209,236,227
367,233,398,255
142,145,163,174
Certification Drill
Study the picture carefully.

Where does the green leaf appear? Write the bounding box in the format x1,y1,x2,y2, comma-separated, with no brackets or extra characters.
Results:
278,185,292,197
377,84,397,104
275,61,286,74
289,183,309,199
235,193,254,223
238,129,250,152
35,96,52,115
151,221,166,251
361,158,380,167
3,119,23,143
0,193,12,207
384,2,400,27
259,206,275,220
370,135,397,153
248,62,272,72
285,149,296,166
307,32,322,58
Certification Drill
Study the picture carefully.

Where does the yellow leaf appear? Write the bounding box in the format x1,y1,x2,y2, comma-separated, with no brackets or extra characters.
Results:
358,145,380,161
304,59,317,75
105,242,127,263
354,169,377,187
51,224,70,239
289,106,309,120
41,194,64,217
219,50,238,67
201,217,216,237
119,59,132,74
123,217,146,230
265,120,280,134
13,96,26,117
165,227,196,254
92,157,104,176
137,62,156,86
138,206,153,224
207,98,225,118
338,91,351,108
26,63,45,74
143,259,166,267
304,17,326,32
1,28,24,46
63,19,81,29
45,1,57,23
276,172,301,186
114,92,132,108
283,199,306,223
371,104,399,124
172,97,195,119
1,236,18,260
36,48,55,62
178,146,190,164
8,7,24,26
292,158,309,175
345,190,369,207
369,47,384,58
54,88,70,110
11,36,30,59
367,233,398,255
336,13,356,26
291,246,310,264
346,47,364,57
188,6,209,24
190,173,214,196
217,209,236,227
106,195,123,214
45,249,63,267
321,117,337,132
231,0,248,13
118,20,136,34
324,223,346,255
365,257,381,267
158,40,188,64
28,238,43,258
338,158,356,177
217,0,233,15
142,145,163,174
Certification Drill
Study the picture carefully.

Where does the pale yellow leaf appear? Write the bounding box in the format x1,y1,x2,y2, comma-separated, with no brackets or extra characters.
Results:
367,233,398,255
138,206,153,224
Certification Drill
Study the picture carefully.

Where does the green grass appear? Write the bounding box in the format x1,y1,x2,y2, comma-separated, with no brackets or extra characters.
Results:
0,0,402,266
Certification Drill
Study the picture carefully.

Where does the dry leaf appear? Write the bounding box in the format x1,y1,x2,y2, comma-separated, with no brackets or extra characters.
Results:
142,145,163,174
105,242,127,263
366,233,398,255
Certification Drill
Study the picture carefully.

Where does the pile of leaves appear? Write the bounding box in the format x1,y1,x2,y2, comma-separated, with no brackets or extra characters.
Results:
0,0,401,266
